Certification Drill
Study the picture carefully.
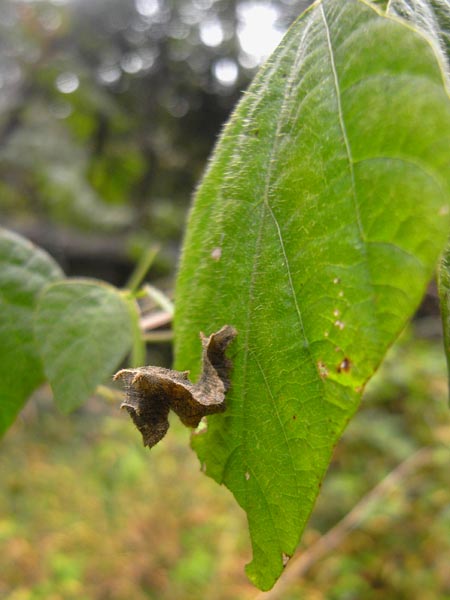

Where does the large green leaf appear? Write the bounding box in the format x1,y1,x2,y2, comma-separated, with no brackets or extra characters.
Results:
388,0,450,86
0,228,63,436
174,0,450,591
34,279,137,413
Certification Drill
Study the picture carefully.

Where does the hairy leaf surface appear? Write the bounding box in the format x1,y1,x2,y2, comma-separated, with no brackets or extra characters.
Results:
388,0,450,86
0,228,63,436
35,279,137,413
174,0,450,590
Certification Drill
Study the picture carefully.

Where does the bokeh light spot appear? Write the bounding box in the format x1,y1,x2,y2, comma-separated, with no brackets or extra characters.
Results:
135,0,160,18
55,72,79,94
237,1,284,64
213,58,238,86
199,18,224,47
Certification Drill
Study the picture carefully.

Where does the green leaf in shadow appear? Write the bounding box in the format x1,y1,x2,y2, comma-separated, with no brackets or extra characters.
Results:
0,228,63,436
34,279,137,413
174,0,450,590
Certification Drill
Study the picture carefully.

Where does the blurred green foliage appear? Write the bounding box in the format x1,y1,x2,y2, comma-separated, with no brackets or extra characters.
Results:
1,322,449,599
0,0,311,281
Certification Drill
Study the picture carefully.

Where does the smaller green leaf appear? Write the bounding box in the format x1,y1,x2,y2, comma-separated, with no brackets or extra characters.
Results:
0,228,63,436
34,279,137,412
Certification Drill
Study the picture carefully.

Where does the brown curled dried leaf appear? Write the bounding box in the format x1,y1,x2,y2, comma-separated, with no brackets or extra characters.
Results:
114,325,237,448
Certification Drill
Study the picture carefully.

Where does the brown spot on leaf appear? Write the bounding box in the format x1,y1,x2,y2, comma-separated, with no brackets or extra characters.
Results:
245,471,250,481
317,360,328,379
337,357,351,373
292,414,297,420
211,247,222,260
282,552,291,567
114,325,237,448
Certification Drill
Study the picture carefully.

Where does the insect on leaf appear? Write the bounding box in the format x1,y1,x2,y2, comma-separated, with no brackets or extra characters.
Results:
115,325,237,447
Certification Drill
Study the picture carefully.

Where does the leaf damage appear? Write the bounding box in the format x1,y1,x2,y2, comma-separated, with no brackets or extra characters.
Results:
114,325,237,448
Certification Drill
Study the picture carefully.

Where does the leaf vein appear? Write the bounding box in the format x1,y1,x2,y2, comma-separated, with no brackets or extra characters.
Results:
320,3,365,243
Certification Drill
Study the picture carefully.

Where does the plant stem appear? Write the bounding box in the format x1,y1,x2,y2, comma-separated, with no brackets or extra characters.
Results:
95,384,123,403
130,315,146,367
143,283,174,315
142,330,173,343
123,293,146,367
126,244,159,294
140,310,172,331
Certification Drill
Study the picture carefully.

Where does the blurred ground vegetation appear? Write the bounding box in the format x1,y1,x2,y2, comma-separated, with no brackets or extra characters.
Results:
1,322,450,599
